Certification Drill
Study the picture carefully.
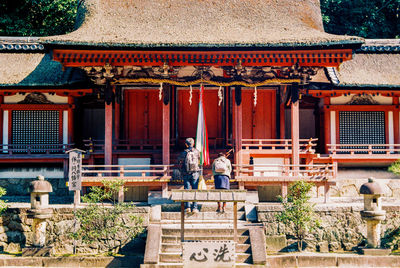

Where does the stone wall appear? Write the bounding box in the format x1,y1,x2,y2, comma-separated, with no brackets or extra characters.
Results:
257,203,400,252
333,169,400,198
0,206,149,255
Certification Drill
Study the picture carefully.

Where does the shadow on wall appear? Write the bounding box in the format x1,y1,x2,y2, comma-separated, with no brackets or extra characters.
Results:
106,232,147,268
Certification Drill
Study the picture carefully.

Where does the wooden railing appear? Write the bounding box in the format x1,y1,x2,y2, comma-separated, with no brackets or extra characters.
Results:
328,144,400,155
83,139,163,152
81,164,173,181
241,138,317,152
0,143,74,154
84,137,233,152
233,163,336,181
173,137,232,149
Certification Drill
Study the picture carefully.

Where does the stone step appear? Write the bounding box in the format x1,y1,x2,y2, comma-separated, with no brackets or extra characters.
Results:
159,253,181,263
159,252,252,264
153,264,265,268
162,227,249,236
161,211,246,221
161,203,246,212
161,235,250,244
161,243,251,253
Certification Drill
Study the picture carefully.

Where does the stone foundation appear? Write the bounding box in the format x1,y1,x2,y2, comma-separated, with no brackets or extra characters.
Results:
257,203,400,252
332,169,400,198
0,205,149,255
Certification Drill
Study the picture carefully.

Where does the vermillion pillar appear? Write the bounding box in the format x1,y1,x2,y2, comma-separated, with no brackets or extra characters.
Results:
162,92,170,166
161,85,170,198
291,84,300,174
234,86,243,188
104,85,113,166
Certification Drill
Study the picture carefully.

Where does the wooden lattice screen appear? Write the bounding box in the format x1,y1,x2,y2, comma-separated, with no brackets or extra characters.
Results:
12,110,60,146
339,111,385,145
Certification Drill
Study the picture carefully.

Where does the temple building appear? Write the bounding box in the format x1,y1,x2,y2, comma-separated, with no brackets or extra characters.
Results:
0,0,399,202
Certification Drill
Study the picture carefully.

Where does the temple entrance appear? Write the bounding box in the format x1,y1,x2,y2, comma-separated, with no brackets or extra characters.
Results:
177,87,224,149
233,88,277,140
124,89,163,146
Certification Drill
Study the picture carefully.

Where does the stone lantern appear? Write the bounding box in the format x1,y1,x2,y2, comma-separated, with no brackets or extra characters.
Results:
359,177,390,255
27,175,53,247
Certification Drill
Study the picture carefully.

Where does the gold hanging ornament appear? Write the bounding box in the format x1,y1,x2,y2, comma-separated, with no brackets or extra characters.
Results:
254,86,257,106
189,85,193,106
218,86,223,106
159,82,163,101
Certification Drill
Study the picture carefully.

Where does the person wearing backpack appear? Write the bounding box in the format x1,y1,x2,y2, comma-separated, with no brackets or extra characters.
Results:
177,137,200,213
212,152,232,213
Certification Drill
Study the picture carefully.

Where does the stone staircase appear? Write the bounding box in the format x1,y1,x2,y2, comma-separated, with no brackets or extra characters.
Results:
142,203,266,268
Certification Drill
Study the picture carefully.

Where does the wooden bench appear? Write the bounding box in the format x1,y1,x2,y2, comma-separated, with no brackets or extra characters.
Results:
171,189,247,242
234,163,336,203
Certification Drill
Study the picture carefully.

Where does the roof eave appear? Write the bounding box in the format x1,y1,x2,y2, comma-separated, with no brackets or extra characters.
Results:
41,39,364,51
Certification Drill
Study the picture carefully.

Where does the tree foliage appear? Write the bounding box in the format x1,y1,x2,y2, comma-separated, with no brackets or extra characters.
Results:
389,160,400,175
0,0,399,38
276,181,321,251
0,187,8,215
71,179,144,254
0,0,77,36
321,0,400,38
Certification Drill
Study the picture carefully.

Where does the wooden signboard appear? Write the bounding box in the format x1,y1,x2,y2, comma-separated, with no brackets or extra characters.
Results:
68,150,82,191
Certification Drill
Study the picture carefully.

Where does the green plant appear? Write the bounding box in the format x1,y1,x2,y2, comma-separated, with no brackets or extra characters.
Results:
0,187,8,215
388,160,400,175
71,179,143,254
276,181,321,251
382,227,400,250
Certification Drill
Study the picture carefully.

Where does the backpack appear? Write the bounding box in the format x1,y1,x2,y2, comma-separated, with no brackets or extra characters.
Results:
184,149,199,173
214,157,228,173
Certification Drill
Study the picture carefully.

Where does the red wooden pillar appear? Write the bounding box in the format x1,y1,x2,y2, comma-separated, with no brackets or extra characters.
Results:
291,100,300,173
114,100,120,141
235,101,243,168
162,98,170,166
323,97,331,154
104,97,113,166
162,94,170,198
280,102,285,139
68,96,74,144
280,86,286,139
0,95,3,145
393,97,399,144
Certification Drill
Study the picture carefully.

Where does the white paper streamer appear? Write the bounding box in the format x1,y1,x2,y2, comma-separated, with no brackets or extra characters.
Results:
254,86,257,106
189,85,193,105
159,82,163,101
218,86,223,106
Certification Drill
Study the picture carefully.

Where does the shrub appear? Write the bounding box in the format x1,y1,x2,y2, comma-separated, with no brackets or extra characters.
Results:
71,179,143,254
0,187,7,215
388,160,400,175
276,181,320,251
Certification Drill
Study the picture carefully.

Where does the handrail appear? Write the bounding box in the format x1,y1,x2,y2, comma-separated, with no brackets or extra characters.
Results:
0,143,74,154
232,163,336,180
241,138,318,152
83,137,232,151
328,144,400,155
81,164,173,179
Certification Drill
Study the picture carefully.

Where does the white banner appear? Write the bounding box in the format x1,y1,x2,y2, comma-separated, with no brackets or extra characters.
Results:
68,151,82,191
183,240,235,268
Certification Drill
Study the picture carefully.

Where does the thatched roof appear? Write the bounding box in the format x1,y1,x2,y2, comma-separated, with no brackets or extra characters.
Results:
0,53,87,87
331,54,400,87
42,0,362,48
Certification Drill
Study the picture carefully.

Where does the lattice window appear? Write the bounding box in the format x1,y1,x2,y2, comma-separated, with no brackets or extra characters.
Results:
12,110,60,152
339,111,385,153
